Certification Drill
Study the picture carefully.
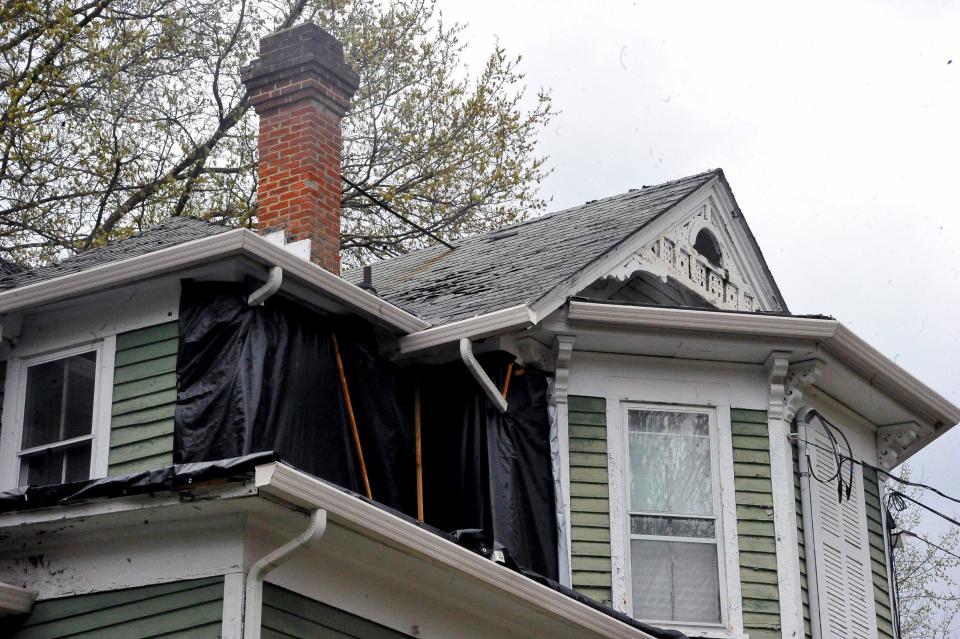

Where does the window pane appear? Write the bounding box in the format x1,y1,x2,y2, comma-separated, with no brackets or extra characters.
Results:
632,539,721,623
22,352,96,448
628,410,713,515
63,352,96,440
18,442,91,487
631,514,715,539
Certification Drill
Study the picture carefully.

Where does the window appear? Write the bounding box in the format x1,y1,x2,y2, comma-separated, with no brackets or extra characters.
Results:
18,351,98,486
693,229,722,266
626,406,722,625
0,341,113,489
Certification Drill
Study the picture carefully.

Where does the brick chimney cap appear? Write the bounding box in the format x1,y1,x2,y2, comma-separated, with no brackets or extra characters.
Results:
242,23,360,104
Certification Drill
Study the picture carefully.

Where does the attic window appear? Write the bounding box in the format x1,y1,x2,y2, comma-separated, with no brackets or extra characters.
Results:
694,229,722,266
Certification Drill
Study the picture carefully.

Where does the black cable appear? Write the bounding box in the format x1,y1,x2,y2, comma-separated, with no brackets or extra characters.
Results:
889,490,960,530
791,430,960,508
342,176,456,250
897,530,960,562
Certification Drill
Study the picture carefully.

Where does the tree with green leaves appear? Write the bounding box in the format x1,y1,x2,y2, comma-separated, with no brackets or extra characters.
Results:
889,467,960,639
0,0,554,265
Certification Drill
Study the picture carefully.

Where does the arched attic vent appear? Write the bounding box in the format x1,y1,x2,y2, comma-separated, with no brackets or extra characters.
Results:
694,229,722,266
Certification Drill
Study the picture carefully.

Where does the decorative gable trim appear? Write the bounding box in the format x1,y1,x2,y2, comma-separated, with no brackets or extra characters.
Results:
529,173,786,321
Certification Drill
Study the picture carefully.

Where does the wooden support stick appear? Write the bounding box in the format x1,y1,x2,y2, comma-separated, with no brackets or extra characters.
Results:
501,361,515,401
331,334,372,500
414,376,424,522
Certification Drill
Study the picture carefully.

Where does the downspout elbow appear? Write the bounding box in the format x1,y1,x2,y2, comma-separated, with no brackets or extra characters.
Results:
243,508,326,638
248,266,283,306
459,338,508,414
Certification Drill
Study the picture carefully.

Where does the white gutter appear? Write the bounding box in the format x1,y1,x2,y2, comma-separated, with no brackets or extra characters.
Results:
0,229,429,334
399,304,536,354
254,462,658,639
243,509,327,639
0,582,38,615
793,407,823,639
247,266,283,306
460,338,508,413
566,300,960,428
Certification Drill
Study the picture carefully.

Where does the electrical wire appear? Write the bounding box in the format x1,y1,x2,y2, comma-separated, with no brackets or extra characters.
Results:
897,530,960,562
888,490,960,530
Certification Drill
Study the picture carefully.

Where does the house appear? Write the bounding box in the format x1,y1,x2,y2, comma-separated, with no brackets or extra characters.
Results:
0,22,956,639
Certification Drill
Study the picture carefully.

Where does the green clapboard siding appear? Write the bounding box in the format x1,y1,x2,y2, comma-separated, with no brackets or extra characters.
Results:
109,321,179,475
6,576,223,638
262,583,409,638
568,395,612,606
864,466,896,639
731,408,782,639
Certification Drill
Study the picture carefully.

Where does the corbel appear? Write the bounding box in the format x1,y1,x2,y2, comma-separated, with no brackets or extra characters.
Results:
877,421,932,470
765,351,792,422
783,359,826,424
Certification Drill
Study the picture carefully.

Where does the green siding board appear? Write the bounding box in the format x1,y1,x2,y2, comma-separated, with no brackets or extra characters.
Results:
732,410,783,638
568,395,612,603
116,321,180,350
262,584,408,639
863,467,895,639
109,322,179,476
8,577,223,639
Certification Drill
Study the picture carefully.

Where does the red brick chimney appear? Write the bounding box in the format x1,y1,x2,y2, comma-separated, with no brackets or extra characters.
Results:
241,24,359,274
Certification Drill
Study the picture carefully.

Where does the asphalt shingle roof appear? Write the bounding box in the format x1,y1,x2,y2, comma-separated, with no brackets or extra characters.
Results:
0,217,230,291
344,169,719,324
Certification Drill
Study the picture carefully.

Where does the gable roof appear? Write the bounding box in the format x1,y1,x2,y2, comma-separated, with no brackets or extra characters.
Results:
345,169,778,324
0,217,229,291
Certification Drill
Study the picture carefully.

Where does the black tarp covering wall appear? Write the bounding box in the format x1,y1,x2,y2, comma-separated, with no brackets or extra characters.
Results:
174,281,415,514
419,354,558,580
174,280,556,581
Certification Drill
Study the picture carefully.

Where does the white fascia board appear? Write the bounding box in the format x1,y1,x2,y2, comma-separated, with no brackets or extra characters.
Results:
566,301,960,428
236,231,428,333
0,229,428,335
255,462,657,639
0,582,38,614
399,304,536,354
567,300,839,339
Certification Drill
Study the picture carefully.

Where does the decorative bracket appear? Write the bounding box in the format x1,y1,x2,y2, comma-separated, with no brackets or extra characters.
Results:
552,335,576,405
766,352,792,422
783,359,826,423
877,421,931,470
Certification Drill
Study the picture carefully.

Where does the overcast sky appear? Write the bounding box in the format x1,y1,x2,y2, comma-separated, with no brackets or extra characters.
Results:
440,0,960,608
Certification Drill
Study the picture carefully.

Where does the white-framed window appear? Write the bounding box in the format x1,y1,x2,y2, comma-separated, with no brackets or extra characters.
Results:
624,404,724,625
0,339,115,489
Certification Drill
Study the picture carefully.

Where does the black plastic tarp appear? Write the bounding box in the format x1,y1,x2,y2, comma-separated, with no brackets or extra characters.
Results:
174,281,556,580
174,281,415,514
419,354,558,580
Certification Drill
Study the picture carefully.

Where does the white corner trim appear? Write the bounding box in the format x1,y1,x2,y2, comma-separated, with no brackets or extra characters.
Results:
551,335,576,588
765,352,805,638
0,229,428,335
399,304,536,354
0,581,38,614
254,462,660,639
566,301,960,429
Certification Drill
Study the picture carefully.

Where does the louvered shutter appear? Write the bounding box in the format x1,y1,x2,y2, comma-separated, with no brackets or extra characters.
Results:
806,419,878,639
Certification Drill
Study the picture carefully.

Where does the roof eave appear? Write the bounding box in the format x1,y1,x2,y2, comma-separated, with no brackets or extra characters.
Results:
565,300,960,429
0,229,430,334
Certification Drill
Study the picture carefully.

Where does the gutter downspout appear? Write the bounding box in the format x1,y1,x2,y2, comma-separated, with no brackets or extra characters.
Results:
459,338,508,413
794,407,823,639
243,509,326,638
247,266,283,306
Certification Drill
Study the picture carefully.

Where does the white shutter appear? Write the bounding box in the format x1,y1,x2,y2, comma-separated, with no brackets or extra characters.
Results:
807,419,878,639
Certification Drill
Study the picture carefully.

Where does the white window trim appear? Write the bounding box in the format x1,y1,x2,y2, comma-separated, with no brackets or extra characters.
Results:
608,397,744,639
0,336,116,489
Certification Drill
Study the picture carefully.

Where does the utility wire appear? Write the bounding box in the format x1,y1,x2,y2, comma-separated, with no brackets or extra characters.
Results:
342,176,456,250
889,490,960,530
898,530,960,563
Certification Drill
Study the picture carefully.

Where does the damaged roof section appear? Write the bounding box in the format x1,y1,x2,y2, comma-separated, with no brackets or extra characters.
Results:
344,170,719,324
0,217,229,291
